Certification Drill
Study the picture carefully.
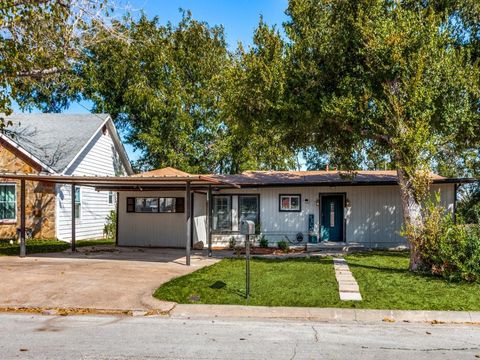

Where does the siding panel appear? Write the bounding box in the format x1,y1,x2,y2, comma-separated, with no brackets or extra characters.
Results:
56,127,125,241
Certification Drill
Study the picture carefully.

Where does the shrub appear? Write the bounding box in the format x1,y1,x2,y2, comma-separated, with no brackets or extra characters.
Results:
407,193,480,282
103,210,116,239
259,235,269,248
228,237,236,250
277,240,289,252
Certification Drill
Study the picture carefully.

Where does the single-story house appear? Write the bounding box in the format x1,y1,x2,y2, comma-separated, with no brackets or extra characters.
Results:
0,113,132,240
112,167,465,249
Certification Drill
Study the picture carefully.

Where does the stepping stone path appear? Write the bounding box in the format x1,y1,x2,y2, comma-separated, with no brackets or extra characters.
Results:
333,258,362,301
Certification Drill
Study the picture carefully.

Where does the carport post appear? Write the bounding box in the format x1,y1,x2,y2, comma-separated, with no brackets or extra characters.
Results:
207,185,212,257
19,179,26,258
71,183,76,252
185,180,191,266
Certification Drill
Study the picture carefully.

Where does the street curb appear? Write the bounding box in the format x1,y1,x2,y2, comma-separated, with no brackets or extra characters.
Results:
169,304,480,324
0,305,170,317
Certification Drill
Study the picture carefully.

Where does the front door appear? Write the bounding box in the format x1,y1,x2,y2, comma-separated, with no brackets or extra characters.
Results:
320,195,344,242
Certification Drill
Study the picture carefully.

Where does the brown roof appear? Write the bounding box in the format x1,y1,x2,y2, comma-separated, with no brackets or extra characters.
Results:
210,170,461,187
133,167,193,178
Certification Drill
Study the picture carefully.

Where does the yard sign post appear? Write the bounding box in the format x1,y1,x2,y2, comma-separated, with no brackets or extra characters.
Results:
240,220,255,300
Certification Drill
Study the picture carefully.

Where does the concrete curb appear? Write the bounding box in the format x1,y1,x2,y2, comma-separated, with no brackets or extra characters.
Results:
170,304,480,324
1,303,479,324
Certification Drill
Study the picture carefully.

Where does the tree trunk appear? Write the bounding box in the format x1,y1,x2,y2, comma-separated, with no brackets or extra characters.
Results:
397,168,424,271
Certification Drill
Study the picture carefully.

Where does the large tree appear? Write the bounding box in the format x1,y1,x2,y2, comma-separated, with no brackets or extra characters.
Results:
277,0,480,269
0,0,115,128
83,13,297,173
219,19,297,173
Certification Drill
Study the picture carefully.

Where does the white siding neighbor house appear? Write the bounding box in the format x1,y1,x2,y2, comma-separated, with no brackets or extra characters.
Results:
0,114,133,241
115,167,465,250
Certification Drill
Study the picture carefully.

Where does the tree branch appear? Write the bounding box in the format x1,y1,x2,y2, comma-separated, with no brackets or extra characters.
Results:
325,117,392,145
15,66,67,78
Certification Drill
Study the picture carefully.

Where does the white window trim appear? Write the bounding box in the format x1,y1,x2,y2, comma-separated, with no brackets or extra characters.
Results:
279,194,301,212
74,186,82,220
0,183,17,223
108,191,115,205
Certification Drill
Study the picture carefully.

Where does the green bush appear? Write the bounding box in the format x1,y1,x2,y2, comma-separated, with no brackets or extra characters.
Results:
228,237,236,250
277,240,289,252
259,235,269,248
103,210,117,239
413,194,480,282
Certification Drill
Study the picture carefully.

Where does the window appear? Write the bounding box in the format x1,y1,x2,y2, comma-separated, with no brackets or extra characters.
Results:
238,195,259,225
135,198,158,213
127,197,184,213
279,194,301,212
108,191,115,204
74,187,81,219
212,196,232,231
159,198,175,213
0,184,16,221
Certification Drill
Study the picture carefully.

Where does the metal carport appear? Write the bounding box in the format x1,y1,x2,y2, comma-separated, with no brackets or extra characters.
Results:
0,172,239,265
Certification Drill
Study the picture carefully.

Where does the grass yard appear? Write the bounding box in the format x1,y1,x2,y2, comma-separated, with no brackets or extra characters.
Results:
0,238,115,256
154,257,341,307
345,251,480,311
155,252,480,310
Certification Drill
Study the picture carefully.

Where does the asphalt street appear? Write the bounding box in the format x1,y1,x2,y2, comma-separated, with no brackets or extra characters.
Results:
0,313,479,359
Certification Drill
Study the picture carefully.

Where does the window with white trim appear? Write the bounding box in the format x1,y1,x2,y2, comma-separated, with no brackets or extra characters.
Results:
108,191,115,204
212,196,232,231
74,187,81,219
0,184,16,220
279,194,301,212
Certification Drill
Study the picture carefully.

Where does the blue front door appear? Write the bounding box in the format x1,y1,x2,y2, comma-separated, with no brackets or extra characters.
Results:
320,195,344,242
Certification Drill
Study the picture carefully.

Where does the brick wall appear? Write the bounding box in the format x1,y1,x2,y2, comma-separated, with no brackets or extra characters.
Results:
0,142,56,239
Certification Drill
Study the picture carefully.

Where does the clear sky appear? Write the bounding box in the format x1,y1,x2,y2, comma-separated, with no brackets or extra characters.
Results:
13,0,290,162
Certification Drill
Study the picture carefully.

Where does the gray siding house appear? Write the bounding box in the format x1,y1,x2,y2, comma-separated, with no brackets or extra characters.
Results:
116,167,461,249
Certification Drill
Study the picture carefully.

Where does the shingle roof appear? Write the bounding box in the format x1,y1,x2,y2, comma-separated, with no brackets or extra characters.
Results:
134,167,467,187
133,167,192,177
3,113,109,173
211,170,457,186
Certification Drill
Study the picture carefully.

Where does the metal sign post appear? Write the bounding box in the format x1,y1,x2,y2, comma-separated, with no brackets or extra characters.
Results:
245,234,250,299
240,220,255,300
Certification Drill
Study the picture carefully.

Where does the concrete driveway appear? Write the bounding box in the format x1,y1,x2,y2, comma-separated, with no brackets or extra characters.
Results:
0,246,218,311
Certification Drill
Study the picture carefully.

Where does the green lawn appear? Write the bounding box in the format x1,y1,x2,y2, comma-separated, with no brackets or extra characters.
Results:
345,251,480,311
154,257,341,307
155,252,480,310
0,238,115,256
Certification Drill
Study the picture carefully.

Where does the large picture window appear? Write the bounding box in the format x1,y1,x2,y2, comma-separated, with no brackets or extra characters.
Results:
279,194,301,212
212,196,232,231
0,184,16,221
238,195,259,225
127,197,184,213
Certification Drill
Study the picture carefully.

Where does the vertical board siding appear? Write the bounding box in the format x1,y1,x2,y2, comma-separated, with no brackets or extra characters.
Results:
56,128,124,241
117,191,186,247
115,184,456,249
210,184,455,248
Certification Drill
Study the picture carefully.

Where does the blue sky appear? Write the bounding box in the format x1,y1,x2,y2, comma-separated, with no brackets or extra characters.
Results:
14,0,290,162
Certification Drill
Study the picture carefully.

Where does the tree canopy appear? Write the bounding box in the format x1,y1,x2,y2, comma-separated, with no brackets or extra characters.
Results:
0,0,115,129
82,13,297,173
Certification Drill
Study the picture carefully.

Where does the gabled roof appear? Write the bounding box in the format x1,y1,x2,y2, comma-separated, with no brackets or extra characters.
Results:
211,170,469,187
133,167,192,177
2,113,131,174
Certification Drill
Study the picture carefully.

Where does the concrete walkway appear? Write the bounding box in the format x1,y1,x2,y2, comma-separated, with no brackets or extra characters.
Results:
333,257,362,301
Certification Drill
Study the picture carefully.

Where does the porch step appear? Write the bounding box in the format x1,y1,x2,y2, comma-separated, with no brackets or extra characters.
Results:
306,242,364,253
